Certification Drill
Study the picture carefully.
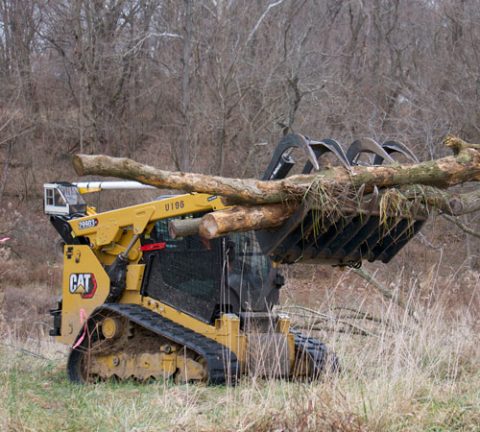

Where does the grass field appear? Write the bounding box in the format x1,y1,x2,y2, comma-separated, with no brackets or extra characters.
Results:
1,297,479,432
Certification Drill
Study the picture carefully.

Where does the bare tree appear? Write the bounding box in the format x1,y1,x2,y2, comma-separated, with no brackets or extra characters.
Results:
1,0,480,268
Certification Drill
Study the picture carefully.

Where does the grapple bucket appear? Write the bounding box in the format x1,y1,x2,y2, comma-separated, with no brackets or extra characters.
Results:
257,134,426,266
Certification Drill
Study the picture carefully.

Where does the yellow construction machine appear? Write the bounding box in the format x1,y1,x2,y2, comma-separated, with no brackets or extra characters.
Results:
45,134,423,384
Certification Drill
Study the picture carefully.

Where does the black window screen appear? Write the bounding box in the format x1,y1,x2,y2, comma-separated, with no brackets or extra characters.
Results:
229,232,270,282
142,217,224,323
226,232,273,311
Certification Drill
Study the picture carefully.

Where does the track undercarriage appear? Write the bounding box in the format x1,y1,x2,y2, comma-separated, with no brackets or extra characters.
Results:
68,304,334,384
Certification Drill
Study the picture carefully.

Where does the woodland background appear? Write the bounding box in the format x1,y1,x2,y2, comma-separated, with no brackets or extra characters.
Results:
0,0,479,317
0,2,480,431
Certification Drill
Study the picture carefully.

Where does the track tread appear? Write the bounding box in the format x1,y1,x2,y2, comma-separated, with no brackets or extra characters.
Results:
290,329,338,376
69,303,239,385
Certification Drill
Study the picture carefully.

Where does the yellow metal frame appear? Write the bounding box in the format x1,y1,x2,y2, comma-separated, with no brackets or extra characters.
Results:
58,192,296,373
60,245,110,341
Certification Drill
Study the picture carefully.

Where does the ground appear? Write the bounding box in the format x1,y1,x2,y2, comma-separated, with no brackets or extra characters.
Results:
1,257,479,431
1,214,479,431
1,307,479,432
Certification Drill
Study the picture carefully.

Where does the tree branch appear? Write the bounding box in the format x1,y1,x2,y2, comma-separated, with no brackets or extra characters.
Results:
246,0,286,45
352,267,418,322
73,135,480,206
442,214,480,239
401,185,480,216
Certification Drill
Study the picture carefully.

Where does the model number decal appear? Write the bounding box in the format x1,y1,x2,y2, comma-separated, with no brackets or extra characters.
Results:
69,273,97,299
164,200,185,212
78,218,98,230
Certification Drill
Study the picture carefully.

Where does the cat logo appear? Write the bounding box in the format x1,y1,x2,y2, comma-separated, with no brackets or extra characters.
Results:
69,273,97,299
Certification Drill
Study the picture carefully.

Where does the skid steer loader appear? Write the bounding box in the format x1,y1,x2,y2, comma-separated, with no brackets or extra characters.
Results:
45,133,424,384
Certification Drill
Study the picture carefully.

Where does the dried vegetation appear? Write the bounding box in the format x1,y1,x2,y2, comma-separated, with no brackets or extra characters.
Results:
0,274,479,431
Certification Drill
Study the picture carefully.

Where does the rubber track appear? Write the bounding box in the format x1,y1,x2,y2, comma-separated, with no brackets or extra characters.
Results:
290,329,339,376
82,303,238,385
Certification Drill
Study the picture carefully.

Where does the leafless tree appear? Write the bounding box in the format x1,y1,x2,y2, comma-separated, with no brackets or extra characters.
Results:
1,0,480,265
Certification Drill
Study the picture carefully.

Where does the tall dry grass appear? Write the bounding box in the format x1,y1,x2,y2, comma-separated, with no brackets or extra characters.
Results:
0,278,478,431
1,211,479,431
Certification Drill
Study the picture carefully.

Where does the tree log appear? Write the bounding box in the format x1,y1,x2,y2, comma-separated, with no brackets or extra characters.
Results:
72,136,480,206
198,204,296,239
167,193,431,240
400,185,480,216
72,135,480,242
168,218,202,239
194,192,431,239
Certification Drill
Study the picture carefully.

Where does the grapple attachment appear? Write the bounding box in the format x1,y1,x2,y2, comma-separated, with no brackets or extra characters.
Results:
257,134,425,266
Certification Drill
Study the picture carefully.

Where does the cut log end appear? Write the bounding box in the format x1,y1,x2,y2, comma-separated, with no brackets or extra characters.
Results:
168,218,202,239
198,216,219,239
72,154,86,176
197,204,296,239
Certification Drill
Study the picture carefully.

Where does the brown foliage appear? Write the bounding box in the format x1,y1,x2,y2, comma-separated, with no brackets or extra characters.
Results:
0,0,479,280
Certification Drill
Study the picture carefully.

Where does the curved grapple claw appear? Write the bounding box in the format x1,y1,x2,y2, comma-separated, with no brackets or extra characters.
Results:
262,134,352,180
346,138,395,165
302,138,350,173
262,133,319,180
373,140,419,165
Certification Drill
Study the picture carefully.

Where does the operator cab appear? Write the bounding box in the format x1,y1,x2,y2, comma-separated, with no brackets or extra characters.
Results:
141,217,282,324
43,183,87,216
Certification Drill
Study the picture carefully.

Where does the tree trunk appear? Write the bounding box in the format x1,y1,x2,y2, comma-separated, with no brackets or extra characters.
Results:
73,136,480,207
198,204,297,239
168,218,202,239
0,141,13,206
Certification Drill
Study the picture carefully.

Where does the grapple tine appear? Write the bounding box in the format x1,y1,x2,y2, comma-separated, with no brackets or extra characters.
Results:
346,138,395,165
342,217,379,257
302,138,351,173
380,220,425,263
368,218,407,261
356,183,366,201
262,133,319,180
373,140,419,165
309,217,352,258
326,214,368,257
335,186,378,256
303,137,321,171
360,218,395,261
